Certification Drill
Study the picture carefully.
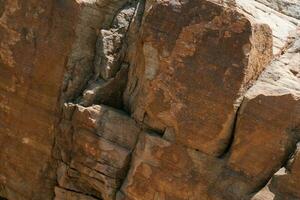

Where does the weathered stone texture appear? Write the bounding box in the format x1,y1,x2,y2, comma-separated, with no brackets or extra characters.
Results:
118,133,224,200
124,0,273,156
54,104,142,200
245,36,300,200
0,0,81,199
236,0,300,55
0,0,300,200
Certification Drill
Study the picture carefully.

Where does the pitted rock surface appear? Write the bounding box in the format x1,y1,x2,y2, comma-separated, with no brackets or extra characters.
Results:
0,0,299,200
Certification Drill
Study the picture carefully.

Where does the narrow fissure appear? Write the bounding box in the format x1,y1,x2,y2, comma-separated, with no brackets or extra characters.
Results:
52,0,147,199
218,102,243,159
56,186,102,200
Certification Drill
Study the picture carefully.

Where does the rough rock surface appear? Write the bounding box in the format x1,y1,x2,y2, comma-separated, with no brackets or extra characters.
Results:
0,1,82,199
118,133,224,200
54,104,142,200
0,0,299,200
124,0,273,156
236,0,300,55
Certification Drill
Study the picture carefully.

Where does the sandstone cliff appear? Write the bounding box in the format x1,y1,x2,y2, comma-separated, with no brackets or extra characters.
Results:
0,0,299,200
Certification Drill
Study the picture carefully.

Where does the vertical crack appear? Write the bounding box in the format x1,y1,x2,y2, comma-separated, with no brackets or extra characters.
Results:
218,103,242,159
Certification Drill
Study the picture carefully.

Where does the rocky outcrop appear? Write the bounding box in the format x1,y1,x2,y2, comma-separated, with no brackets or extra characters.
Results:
118,29,300,200
54,104,142,200
246,35,300,200
118,133,224,200
0,0,299,200
124,0,273,156
228,36,300,187
0,1,82,199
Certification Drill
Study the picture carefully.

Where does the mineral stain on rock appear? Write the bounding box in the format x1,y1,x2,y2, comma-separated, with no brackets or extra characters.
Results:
0,0,300,200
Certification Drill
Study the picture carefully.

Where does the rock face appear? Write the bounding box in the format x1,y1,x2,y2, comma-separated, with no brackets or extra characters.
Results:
124,0,273,156
0,0,299,200
0,1,82,199
55,104,142,200
118,133,224,200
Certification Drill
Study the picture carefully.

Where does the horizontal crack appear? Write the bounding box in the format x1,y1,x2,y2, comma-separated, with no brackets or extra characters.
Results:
55,186,102,200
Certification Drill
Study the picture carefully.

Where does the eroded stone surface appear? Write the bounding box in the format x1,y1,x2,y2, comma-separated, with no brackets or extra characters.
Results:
54,104,142,200
62,0,131,102
0,0,82,199
124,0,273,156
270,145,300,199
230,35,300,200
236,0,300,55
118,133,224,200
1,0,300,199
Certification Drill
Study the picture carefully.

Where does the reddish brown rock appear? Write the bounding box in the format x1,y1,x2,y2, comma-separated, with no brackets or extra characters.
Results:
270,145,300,199
55,104,142,200
124,0,273,156
227,95,298,188
118,3,300,199
0,0,133,199
118,133,224,200
227,36,300,199
1,0,300,199
0,0,81,199
252,144,300,200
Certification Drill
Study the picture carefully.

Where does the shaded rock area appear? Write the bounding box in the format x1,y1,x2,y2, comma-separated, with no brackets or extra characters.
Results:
0,0,299,200
53,1,144,199
0,0,83,199
54,104,142,200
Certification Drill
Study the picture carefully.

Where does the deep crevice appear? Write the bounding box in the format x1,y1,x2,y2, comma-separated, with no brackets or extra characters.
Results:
52,0,147,199
56,186,102,200
218,102,243,159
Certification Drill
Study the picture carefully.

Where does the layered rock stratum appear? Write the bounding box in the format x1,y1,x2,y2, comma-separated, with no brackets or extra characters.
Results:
0,0,299,200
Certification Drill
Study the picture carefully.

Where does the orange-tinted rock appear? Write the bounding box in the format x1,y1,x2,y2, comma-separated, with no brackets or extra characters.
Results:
253,144,300,200
270,145,300,199
228,36,300,199
0,0,81,199
118,133,224,200
124,0,273,156
227,95,298,186
55,104,142,200
1,0,300,199
0,0,132,199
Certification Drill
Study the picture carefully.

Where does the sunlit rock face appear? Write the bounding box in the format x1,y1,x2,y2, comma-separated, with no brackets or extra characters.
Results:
124,0,273,156
0,0,299,200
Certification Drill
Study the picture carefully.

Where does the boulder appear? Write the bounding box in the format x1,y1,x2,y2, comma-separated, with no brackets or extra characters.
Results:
124,0,273,156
